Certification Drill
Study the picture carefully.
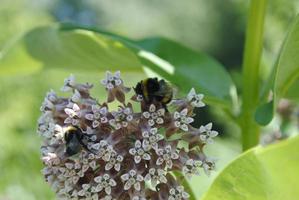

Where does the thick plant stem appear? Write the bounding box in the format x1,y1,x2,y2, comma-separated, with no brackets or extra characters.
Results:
241,0,267,151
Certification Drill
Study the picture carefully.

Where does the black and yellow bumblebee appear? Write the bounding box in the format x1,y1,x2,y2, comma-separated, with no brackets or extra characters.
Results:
63,126,92,156
134,77,173,107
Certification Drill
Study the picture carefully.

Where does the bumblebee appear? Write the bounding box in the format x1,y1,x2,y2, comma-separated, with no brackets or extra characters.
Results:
134,77,173,106
63,126,91,156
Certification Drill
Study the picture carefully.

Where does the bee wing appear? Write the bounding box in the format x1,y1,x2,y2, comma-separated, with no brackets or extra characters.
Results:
153,83,173,96
153,90,169,97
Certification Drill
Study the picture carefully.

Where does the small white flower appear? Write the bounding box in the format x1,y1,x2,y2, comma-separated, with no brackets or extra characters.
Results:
40,99,54,112
168,186,190,200
54,124,64,138
199,123,218,144
109,107,133,129
49,124,64,145
100,195,117,200
102,148,115,162
129,140,151,164
77,190,85,197
83,126,95,136
144,168,167,186
71,89,81,103
61,74,76,92
104,151,123,172
38,121,56,139
42,153,60,166
46,89,58,102
142,128,163,150
64,103,81,126
93,174,117,195
132,196,146,200
37,111,53,125
156,145,179,169
187,88,205,108
142,104,165,126
182,159,202,178
101,71,122,90
85,105,109,128
91,193,99,200
40,90,57,112
121,170,144,191
202,157,216,176
91,143,124,171
79,151,98,173
90,140,114,161
136,94,143,102
173,108,194,132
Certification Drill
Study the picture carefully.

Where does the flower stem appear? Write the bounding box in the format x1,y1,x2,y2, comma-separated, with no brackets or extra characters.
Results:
241,0,267,151
173,171,196,200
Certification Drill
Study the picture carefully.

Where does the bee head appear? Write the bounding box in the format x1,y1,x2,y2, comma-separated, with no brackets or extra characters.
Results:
146,78,160,93
134,81,143,95
63,126,80,141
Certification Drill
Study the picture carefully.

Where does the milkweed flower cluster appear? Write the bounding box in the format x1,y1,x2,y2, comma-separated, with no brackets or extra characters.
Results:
38,71,218,200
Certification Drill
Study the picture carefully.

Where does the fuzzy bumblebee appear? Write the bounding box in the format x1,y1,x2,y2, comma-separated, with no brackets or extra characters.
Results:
38,71,217,200
134,78,173,107
63,126,96,156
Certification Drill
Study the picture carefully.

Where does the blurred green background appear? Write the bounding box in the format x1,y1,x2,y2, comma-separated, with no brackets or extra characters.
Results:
0,0,299,199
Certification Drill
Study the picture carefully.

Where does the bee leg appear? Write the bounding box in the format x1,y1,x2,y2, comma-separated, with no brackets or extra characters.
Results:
163,104,169,112
65,139,82,156
78,136,98,154
66,146,80,156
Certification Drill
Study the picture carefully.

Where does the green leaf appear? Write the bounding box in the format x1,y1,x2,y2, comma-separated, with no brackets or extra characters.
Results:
254,100,274,126
201,136,299,200
274,14,299,100
256,15,299,125
0,25,142,75
136,38,235,107
1,23,235,107
60,23,235,107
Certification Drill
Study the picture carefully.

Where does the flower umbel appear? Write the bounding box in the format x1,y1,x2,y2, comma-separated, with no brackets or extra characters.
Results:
38,71,218,200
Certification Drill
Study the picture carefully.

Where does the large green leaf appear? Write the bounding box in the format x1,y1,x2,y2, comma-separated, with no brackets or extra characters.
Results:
1,23,234,107
255,15,299,126
201,136,299,200
274,15,299,99
0,25,142,75
136,38,235,107
60,23,235,107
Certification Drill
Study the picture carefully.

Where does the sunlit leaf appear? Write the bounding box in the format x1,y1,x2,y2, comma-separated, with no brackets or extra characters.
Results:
201,136,299,200
274,15,299,100
60,23,235,107
0,25,142,75
1,23,234,108
256,15,299,125
136,38,235,107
